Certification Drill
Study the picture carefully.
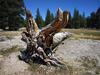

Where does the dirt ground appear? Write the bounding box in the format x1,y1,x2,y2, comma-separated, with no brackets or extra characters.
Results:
55,38,100,75
0,30,100,75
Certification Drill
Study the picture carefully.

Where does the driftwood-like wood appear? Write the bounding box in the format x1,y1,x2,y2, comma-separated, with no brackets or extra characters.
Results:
19,8,69,66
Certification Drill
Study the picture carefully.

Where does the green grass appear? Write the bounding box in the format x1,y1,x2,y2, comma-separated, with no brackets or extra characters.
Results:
62,29,100,40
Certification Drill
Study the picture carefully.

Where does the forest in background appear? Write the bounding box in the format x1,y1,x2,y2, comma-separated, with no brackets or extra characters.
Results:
0,0,100,31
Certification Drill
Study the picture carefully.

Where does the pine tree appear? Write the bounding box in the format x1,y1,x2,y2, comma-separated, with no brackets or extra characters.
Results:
35,8,44,29
82,12,87,28
96,7,100,29
86,16,91,28
80,12,86,28
86,7,100,29
90,12,96,28
45,9,54,25
51,13,54,22
72,8,80,28
0,0,25,30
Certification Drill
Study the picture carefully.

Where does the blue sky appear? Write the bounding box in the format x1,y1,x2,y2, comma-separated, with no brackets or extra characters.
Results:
24,0,100,20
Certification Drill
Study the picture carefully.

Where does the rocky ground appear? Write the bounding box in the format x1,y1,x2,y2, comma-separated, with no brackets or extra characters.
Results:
0,31,100,75
55,38,100,75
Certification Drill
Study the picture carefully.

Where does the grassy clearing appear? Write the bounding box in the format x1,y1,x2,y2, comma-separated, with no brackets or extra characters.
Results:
0,31,22,40
0,31,22,37
1,29,100,40
0,45,22,56
62,29,100,40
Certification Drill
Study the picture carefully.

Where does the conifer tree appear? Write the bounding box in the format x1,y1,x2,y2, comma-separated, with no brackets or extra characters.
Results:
0,0,25,30
72,8,80,28
45,9,54,25
35,8,44,29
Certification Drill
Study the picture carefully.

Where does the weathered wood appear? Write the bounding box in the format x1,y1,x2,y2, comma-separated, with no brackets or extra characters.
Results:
19,8,69,66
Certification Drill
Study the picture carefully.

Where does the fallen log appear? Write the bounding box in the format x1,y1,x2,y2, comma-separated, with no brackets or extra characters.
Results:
19,8,69,66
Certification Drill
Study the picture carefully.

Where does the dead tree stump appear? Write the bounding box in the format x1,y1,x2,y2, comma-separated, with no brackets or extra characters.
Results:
19,8,69,66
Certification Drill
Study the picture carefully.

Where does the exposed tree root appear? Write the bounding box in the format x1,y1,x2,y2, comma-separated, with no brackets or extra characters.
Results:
19,8,69,67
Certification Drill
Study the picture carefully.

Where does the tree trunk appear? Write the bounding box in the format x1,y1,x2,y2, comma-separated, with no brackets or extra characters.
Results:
19,8,69,66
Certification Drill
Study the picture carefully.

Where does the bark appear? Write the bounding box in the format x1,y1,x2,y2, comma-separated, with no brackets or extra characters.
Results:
19,8,69,66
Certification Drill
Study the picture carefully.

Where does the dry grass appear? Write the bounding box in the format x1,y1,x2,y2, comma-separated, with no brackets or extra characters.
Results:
0,31,22,36
1,29,100,40
0,45,22,56
62,29,100,40
0,31,22,40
